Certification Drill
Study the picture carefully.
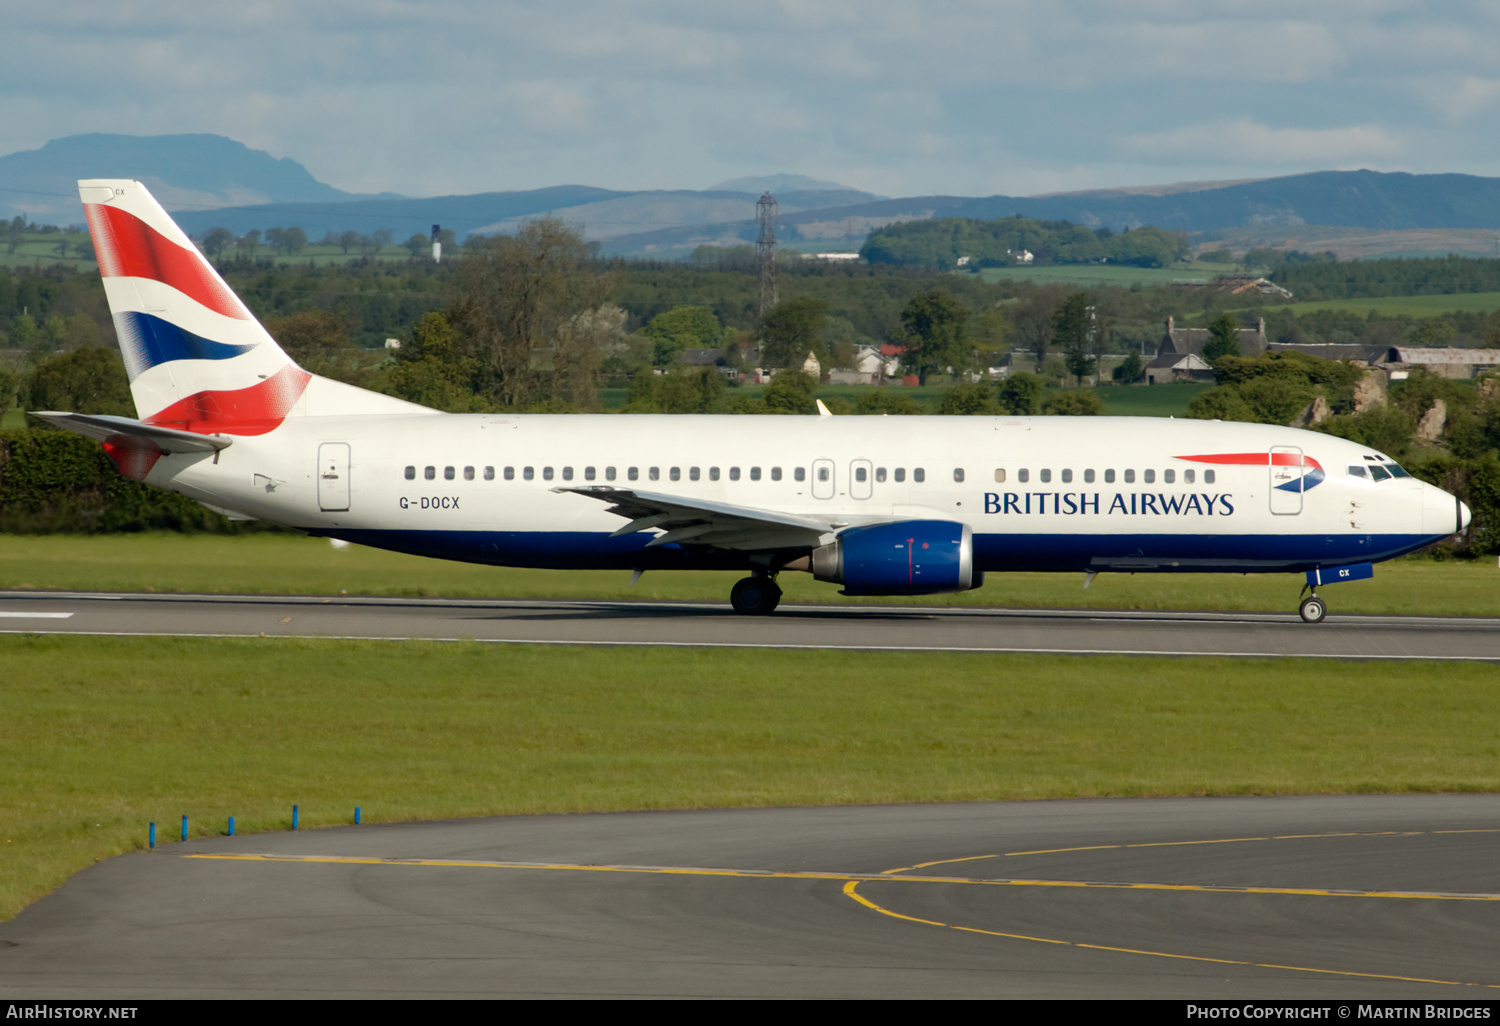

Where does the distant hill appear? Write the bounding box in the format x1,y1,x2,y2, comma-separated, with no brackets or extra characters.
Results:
710,173,883,197
602,170,1500,258
9,134,1500,261
0,133,403,224
173,186,887,243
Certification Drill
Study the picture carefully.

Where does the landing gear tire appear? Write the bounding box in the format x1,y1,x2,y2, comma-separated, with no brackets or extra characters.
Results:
1298,595,1327,624
730,576,782,616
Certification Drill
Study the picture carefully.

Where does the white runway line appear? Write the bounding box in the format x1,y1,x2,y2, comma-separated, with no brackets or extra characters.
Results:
0,611,74,619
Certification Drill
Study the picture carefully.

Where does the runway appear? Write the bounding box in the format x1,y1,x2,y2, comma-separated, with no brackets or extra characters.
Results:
1,590,1499,659
1,796,1497,998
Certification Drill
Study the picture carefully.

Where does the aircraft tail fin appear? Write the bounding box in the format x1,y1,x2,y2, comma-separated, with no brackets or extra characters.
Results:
79,179,429,434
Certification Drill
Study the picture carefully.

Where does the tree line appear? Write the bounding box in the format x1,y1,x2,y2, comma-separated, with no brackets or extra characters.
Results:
860,216,1190,269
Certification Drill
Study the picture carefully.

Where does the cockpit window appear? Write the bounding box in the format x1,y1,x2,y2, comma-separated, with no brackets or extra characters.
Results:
1347,465,1368,479
1386,463,1411,478
1369,464,1391,482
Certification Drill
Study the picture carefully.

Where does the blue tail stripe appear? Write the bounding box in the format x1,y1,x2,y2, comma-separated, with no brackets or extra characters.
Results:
114,310,256,379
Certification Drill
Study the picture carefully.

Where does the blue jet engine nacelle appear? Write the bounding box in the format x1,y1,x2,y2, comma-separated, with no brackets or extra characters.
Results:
811,520,979,596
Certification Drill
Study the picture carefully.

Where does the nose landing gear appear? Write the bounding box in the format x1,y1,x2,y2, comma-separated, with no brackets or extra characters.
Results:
1298,591,1327,624
730,574,782,615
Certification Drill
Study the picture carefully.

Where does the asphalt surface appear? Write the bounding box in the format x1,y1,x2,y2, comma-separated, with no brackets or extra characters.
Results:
1,796,1497,998
1,590,1498,660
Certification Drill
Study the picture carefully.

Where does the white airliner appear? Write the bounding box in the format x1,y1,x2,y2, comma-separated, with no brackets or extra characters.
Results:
35,180,1470,623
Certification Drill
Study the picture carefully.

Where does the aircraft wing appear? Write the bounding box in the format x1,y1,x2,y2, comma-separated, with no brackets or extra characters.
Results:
553,485,839,551
29,412,232,454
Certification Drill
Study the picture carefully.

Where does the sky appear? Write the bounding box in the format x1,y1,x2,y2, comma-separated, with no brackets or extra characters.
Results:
4,1,1500,199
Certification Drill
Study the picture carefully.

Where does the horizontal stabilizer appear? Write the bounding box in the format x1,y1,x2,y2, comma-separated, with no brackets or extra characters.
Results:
29,412,233,454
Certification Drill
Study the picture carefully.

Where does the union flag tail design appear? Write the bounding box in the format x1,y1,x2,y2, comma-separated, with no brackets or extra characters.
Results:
79,179,309,435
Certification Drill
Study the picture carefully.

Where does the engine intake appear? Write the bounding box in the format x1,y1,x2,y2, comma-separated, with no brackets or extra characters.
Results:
810,520,978,596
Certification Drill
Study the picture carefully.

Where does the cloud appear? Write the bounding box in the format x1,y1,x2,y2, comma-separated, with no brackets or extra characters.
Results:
1,2,1499,198
1117,118,1405,168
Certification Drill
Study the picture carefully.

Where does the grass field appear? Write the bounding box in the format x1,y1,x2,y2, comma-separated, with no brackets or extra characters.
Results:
2,634,1497,921
977,262,1240,287
1277,292,1500,317
1,532,1495,615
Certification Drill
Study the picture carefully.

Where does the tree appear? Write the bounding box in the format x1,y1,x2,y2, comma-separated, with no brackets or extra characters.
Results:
1009,287,1068,369
338,230,360,255
761,370,819,414
449,218,615,410
899,290,969,385
640,305,722,366
620,367,724,413
202,227,234,258
997,372,1045,415
373,229,394,249
1112,350,1145,383
236,229,262,255
938,381,1000,415
280,228,307,255
969,306,1012,369
383,311,490,412
0,366,18,420
1201,313,1242,365
759,297,829,370
22,346,134,418
1042,390,1105,416
404,233,430,258
855,390,926,415
1051,292,1094,386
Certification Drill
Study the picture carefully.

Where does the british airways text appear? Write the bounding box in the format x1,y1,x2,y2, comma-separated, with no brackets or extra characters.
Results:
983,492,1236,516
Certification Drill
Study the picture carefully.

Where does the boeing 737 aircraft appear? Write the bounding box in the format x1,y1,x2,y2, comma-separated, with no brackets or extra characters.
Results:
34,180,1471,623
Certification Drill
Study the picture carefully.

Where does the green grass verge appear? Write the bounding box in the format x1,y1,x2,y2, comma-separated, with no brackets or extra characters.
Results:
1,532,1496,615
1275,292,1500,317
1093,383,1207,417
2,634,1496,921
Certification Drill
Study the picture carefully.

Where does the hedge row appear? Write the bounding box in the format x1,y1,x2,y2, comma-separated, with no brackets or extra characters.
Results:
0,429,243,534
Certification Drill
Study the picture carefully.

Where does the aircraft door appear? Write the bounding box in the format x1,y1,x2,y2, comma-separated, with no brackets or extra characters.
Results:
1269,446,1303,515
850,459,873,500
318,442,350,512
812,458,836,499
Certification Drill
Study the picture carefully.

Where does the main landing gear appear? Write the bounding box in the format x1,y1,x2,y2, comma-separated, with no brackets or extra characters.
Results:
1297,586,1327,624
730,574,782,616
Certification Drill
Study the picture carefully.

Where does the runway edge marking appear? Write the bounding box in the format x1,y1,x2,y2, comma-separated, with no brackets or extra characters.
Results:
5,628,1500,661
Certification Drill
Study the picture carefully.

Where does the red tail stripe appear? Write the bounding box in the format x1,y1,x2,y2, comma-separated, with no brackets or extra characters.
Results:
145,366,310,436
84,203,247,321
102,438,163,482
1178,451,1323,470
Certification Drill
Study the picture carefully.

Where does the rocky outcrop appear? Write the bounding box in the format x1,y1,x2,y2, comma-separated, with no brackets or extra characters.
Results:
1416,399,1447,442
1291,394,1330,428
1352,368,1387,412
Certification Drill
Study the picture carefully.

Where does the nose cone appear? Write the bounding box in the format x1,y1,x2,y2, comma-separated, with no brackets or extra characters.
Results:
1424,483,1468,536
